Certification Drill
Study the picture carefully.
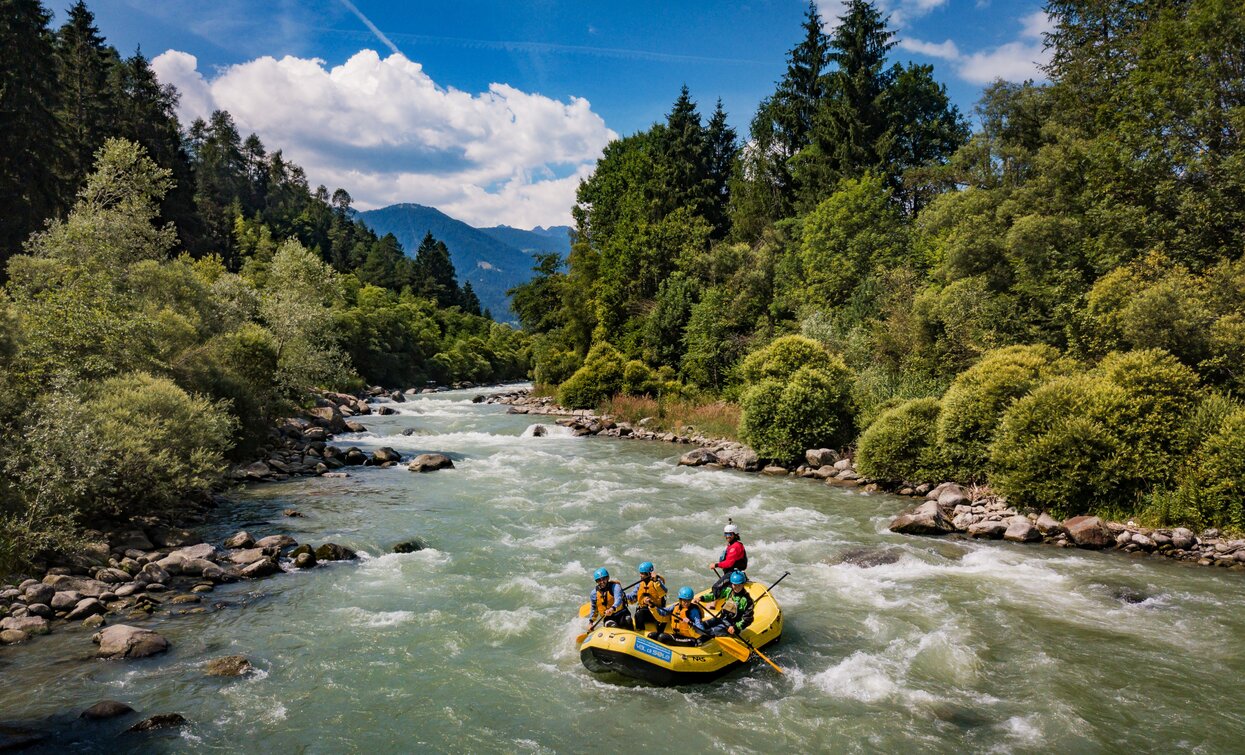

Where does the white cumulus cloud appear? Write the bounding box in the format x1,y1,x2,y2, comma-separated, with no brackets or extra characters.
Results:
899,10,1053,86
151,49,616,228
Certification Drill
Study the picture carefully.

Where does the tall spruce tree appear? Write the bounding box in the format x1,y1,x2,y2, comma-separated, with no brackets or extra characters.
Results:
0,0,66,269
775,1,831,156
657,86,711,218
55,1,116,195
412,232,461,308
704,99,738,239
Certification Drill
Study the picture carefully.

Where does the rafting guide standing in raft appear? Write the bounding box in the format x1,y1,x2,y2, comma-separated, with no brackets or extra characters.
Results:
708,520,748,594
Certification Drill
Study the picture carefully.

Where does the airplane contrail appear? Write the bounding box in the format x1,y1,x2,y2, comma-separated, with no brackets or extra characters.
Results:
338,0,402,56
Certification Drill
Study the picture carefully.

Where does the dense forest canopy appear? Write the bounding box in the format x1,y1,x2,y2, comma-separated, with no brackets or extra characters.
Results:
511,0,1245,530
0,0,528,573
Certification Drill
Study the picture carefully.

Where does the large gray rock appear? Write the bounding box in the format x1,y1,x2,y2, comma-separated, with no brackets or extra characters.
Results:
805,448,837,469
314,543,358,562
408,453,454,473
968,520,1008,539
307,405,348,434
0,629,30,645
240,557,282,579
369,447,402,465
1171,527,1196,550
889,501,955,536
1003,517,1042,543
42,574,112,597
1,616,50,635
96,567,133,583
936,484,968,508
154,556,185,575
93,625,169,659
180,558,217,577
255,535,297,550
136,562,170,585
50,590,82,611
66,598,106,621
223,531,254,549
678,448,720,467
23,583,55,606
228,548,269,565
1064,516,1111,549
169,544,215,563
1035,513,1064,537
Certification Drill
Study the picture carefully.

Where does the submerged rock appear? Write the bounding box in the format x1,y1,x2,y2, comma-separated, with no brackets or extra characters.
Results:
314,543,358,562
835,547,902,568
80,700,135,720
392,539,426,554
125,713,188,733
204,654,254,677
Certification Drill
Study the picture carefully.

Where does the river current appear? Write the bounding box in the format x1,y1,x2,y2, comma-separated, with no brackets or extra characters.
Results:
3,386,1245,753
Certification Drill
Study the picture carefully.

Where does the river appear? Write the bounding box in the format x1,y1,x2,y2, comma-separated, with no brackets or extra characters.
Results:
3,386,1245,753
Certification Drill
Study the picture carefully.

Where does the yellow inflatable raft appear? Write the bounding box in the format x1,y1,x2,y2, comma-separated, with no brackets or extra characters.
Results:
578,580,782,685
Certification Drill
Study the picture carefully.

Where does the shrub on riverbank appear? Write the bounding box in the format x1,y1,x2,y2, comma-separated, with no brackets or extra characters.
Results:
740,363,855,462
990,350,1202,518
557,342,626,408
937,345,1076,481
600,394,741,441
856,398,945,483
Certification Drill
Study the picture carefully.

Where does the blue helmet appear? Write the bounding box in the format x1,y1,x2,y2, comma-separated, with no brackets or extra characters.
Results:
677,586,694,600
730,571,747,585
638,561,654,574
593,567,609,580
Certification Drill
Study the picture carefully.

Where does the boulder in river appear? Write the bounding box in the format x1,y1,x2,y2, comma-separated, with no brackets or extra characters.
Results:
314,543,358,562
342,447,369,466
1,616,50,635
228,548,269,565
888,501,955,536
255,534,297,550
80,700,136,720
392,539,426,554
835,547,902,568
224,531,254,549
240,557,282,579
1171,527,1196,550
204,654,254,677
293,552,317,569
968,520,1007,539
93,625,169,659
23,583,54,606
1035,513,1064,537
125,713,188,733
1064,516,1111,549
66,598,106,621
0,629,30,645
369,447,402,465
407,453,454,473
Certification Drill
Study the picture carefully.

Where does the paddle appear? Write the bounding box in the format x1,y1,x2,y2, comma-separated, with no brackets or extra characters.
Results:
575,578,642,644
694,601,762,666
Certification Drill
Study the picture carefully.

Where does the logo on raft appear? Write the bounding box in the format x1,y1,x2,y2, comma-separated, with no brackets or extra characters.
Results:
633,636,673,662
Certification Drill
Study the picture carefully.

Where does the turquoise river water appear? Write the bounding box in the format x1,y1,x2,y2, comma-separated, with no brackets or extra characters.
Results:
2,387,1245,753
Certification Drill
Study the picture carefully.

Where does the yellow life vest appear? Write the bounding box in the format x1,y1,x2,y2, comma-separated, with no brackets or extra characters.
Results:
668,602,700,639
594,579,623,617
634,574,667,608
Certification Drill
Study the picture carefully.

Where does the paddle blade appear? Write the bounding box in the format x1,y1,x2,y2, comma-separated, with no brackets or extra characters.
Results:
578,603,591,618
575,632,588,645
714,636,752,663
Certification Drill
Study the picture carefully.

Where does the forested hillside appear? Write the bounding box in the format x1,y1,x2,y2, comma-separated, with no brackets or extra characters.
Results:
0,1,528,572
512,0,1245,530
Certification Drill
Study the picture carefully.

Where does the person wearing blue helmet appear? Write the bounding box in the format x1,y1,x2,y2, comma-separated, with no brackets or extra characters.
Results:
653,586,708,646
625,561,667,633
587,567,631,629
700,571,755,637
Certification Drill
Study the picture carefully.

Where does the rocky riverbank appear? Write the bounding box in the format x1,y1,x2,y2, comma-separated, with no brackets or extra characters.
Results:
486,389,1245,574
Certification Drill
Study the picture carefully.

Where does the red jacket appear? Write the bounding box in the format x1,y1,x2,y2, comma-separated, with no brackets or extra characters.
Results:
716,540,747,570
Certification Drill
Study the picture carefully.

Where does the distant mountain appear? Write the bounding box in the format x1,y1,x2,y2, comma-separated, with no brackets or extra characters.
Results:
477,224,574,256
357,203,544,320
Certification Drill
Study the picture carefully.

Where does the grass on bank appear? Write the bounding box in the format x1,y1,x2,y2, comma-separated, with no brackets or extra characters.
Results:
599,394,741,442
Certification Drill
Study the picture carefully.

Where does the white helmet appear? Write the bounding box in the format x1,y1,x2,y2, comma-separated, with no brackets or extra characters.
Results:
723,523,740,535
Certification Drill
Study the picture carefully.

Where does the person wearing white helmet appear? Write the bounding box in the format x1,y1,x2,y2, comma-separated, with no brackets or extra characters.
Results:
708,521,748,594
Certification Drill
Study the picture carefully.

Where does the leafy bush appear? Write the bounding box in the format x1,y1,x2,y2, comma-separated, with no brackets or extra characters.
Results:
621,360,658,396
11,373,235,524
557,342,625,408
532,338,583,387
990,350,1201,517
738,334,835,383
989,376,1119,517
739,364,854,461
856,398,945,483
937,344,1075,481
1173,409,1245,531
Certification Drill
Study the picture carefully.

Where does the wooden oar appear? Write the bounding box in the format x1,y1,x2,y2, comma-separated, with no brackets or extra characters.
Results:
695,601,769,667
575,579,642,643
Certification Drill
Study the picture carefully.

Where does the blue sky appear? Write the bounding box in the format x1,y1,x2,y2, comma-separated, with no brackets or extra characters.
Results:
79,0,1051,228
